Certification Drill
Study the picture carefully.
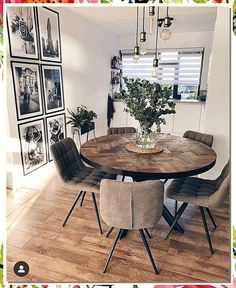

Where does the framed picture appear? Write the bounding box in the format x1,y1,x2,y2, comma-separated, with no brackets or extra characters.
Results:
46,113,66,161
37,7,62,62
41,64,65,114
7,7,39,60
18,118,47,176
11,61,43,121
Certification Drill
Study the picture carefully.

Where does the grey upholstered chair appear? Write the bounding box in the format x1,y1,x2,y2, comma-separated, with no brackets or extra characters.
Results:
107,127,137,135
100,179,164,274
165,161,229,255
50,137,117,234
169,130,214,215
183,130,213,147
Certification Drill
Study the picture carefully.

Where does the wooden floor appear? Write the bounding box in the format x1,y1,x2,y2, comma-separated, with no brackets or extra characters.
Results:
7,166,230,283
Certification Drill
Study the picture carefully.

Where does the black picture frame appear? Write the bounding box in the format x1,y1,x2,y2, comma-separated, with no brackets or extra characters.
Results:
18,118,47,176
7,7,39,60
11,61,44,121
46,113,67,161
37,7,62,63
41,64,65,115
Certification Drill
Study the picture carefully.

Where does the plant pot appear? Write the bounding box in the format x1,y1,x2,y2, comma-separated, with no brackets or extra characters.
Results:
80,122,95,135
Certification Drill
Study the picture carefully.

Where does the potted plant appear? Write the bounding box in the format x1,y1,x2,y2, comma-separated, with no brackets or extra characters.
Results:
67,105,97,135
119,78,176,148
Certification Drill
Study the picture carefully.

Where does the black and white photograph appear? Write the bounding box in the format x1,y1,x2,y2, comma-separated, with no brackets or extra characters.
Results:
41,65,64,114
11,61,43,121
46,113,66,161
37,7,61,62
7,7,39,59
18,119,47,175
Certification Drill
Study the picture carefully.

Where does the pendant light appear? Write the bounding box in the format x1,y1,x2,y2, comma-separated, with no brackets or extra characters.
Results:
148,7,155,35
152,7,159,78
133,7,140,63
160,7,172,41
140,7,147,56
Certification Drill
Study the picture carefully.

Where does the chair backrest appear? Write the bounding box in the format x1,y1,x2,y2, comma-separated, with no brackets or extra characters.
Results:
100,179,164,230
107,127,137,135
50,137,85,182
183,130,213,147
209,161,230,208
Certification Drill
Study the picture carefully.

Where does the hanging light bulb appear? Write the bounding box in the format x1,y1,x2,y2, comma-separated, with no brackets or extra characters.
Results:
140,7,147,56
133,7,140,63
149,7,155,35
152,7,159,78
161,28,172,41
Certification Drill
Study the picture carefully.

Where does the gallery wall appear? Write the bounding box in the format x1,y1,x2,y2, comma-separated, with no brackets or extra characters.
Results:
6,7,119,189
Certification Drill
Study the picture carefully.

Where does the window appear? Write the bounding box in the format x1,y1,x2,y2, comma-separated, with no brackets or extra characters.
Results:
121,48,204,100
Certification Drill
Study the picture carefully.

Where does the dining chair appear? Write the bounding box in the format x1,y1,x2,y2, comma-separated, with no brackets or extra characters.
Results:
165,161,229,254
170,130,214,215
50,137,117,234
100,179,164,274
107,127,137,135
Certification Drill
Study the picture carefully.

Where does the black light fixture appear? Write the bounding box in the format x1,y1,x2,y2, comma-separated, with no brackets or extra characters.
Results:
152,7,159,78
133,7,140,63
140,7,147,55
159,7,173,41
148,7,155,35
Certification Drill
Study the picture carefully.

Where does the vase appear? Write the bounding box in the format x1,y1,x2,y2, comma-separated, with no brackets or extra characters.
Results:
136,129,156,150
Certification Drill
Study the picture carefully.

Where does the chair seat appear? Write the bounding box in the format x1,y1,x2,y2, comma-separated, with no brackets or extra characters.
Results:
166,177,216,207
65,167,117,193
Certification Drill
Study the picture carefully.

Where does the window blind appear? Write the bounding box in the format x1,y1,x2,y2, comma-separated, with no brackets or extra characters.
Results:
121,48,204,86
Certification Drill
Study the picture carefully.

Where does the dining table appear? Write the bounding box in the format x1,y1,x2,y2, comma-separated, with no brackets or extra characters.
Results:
80,132,217,235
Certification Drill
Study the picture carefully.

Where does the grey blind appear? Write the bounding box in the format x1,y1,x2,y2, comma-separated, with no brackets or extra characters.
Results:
122,48,203,86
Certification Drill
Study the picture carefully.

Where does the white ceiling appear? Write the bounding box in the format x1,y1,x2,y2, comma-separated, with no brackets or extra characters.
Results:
65,7,217,35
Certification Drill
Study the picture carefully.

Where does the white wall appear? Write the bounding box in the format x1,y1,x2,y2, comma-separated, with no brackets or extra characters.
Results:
119,30,214,90
204,7,230,178
6,8,119,188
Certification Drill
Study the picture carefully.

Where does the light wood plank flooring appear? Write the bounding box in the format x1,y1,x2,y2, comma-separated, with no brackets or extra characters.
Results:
7,166,230,283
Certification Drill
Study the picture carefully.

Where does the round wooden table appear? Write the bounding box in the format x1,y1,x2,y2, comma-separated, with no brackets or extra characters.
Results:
80,133,217,181
80,133,217,234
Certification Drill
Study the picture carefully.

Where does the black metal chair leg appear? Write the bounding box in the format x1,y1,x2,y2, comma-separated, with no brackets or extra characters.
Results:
165,203,188,240
106,227,114,238
103,229,123,273
144,228,152,239
139,229,158,274
122,175,125,181
80,191,86,206
62,191,83,227
199,207,214,255
91,192,103,234
174,200,178,216
205,207,217,230
164,179,168,184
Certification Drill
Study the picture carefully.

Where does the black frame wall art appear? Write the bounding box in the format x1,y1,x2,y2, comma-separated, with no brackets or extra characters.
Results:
7,7,39,60
46,113,66,161
41,64,65,114
11,61,44,121
37,7,62,63
18,118,47,176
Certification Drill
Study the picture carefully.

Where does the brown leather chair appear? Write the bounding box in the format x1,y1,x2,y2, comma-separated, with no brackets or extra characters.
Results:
165,161,229,254
100,179,164,274
107,127,137,135
50,137,117,234
183,130,213,147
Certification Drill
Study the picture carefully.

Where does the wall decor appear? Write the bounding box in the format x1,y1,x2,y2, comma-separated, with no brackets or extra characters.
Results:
41,64,64,114
46,113,66,161
7,7,39,60
11,61,43,121
18,118,47,175
37,7,62,62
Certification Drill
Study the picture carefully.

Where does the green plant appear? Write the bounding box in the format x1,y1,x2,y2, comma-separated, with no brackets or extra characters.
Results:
67,105,97,128
120,77,176,133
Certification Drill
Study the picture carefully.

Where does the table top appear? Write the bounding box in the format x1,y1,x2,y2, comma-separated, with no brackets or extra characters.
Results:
80,133,217,180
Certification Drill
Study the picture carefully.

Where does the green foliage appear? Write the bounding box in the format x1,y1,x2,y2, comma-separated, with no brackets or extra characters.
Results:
120,77,176,133
67,105,97,128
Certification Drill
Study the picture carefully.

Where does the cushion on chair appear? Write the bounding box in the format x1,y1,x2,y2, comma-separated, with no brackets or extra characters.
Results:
107,127,137,135
100,179,164,230
183,130,213,147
